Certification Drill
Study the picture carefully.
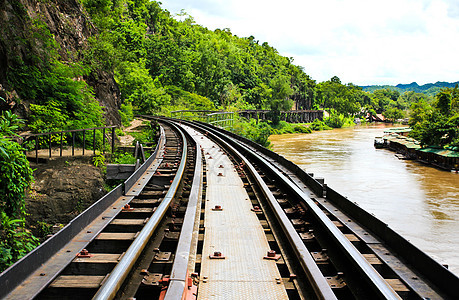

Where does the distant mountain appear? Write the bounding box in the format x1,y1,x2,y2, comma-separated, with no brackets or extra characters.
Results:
361,81,459,96
395,82,420,90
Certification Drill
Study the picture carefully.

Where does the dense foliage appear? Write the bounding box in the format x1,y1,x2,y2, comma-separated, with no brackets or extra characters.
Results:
0,111,37,272
4,0,440,134
3,0,454,136
409,86,459,148
80,0,315,119
78,0,440,129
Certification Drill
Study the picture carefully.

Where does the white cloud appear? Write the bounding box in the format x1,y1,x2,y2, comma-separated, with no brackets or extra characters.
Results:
160,0,459,85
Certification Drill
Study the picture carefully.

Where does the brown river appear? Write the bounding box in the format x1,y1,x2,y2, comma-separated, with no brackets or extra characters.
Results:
269,123,459,276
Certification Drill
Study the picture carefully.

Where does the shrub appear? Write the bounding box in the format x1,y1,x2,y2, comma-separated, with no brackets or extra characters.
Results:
230,119,271,147
131,121,159,146
165,85,215,111
0,112,37,271
92,151,106,168
0,212,39,272
293,125,312,133
0,139,34,217
310,119,332,131
112,152,137,164
325,113,346,128
119,102,134,127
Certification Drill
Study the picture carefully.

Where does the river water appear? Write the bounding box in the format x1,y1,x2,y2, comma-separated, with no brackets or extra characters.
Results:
269,123,459,276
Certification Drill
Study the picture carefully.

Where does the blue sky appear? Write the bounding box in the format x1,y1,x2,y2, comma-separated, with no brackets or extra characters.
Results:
160,0,459,86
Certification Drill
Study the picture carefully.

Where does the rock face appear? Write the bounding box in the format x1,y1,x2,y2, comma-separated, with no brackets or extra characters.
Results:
88,70,122,126
0,0,121,125
25,157,106,226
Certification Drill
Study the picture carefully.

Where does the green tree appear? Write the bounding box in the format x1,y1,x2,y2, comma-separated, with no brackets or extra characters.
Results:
408,99,432,128
435,90,452,116
268,76,293,124
116,61,171,113
409,88,459,147
316,77,364,116
383,107,405,122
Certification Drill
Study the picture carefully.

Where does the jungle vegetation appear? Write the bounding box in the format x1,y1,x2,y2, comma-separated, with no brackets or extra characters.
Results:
63,0,458,142
408,86,459,148
3,0,453,138
0,110,37,271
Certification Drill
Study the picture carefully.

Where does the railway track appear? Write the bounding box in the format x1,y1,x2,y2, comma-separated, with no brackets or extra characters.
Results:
171,118,459,300
1,117,458,299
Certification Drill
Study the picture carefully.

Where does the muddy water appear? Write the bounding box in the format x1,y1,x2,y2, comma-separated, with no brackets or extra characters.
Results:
269,123,459,275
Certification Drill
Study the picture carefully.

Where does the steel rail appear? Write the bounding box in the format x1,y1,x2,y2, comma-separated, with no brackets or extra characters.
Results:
164,122,202,299
195,121,401,300
183,121,337,300
92,123,189,300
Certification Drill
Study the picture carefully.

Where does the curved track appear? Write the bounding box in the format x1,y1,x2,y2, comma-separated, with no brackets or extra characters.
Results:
1,117,458,300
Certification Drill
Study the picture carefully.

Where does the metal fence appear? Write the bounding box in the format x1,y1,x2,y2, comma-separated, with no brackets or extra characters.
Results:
21,126,117,163
171,110,235,128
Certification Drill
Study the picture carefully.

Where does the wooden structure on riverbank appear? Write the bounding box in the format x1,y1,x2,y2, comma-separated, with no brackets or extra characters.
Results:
380,130,459,171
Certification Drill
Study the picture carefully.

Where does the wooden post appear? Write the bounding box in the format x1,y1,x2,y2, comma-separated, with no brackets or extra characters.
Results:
103,127,106,154
93,129,96,155
48,134,52,158
60,132,63,157
111,127,115,154
72,132,75,156
83,130,86,156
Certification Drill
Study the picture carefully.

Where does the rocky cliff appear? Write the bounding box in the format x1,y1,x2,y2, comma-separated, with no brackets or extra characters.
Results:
0,0,121,125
